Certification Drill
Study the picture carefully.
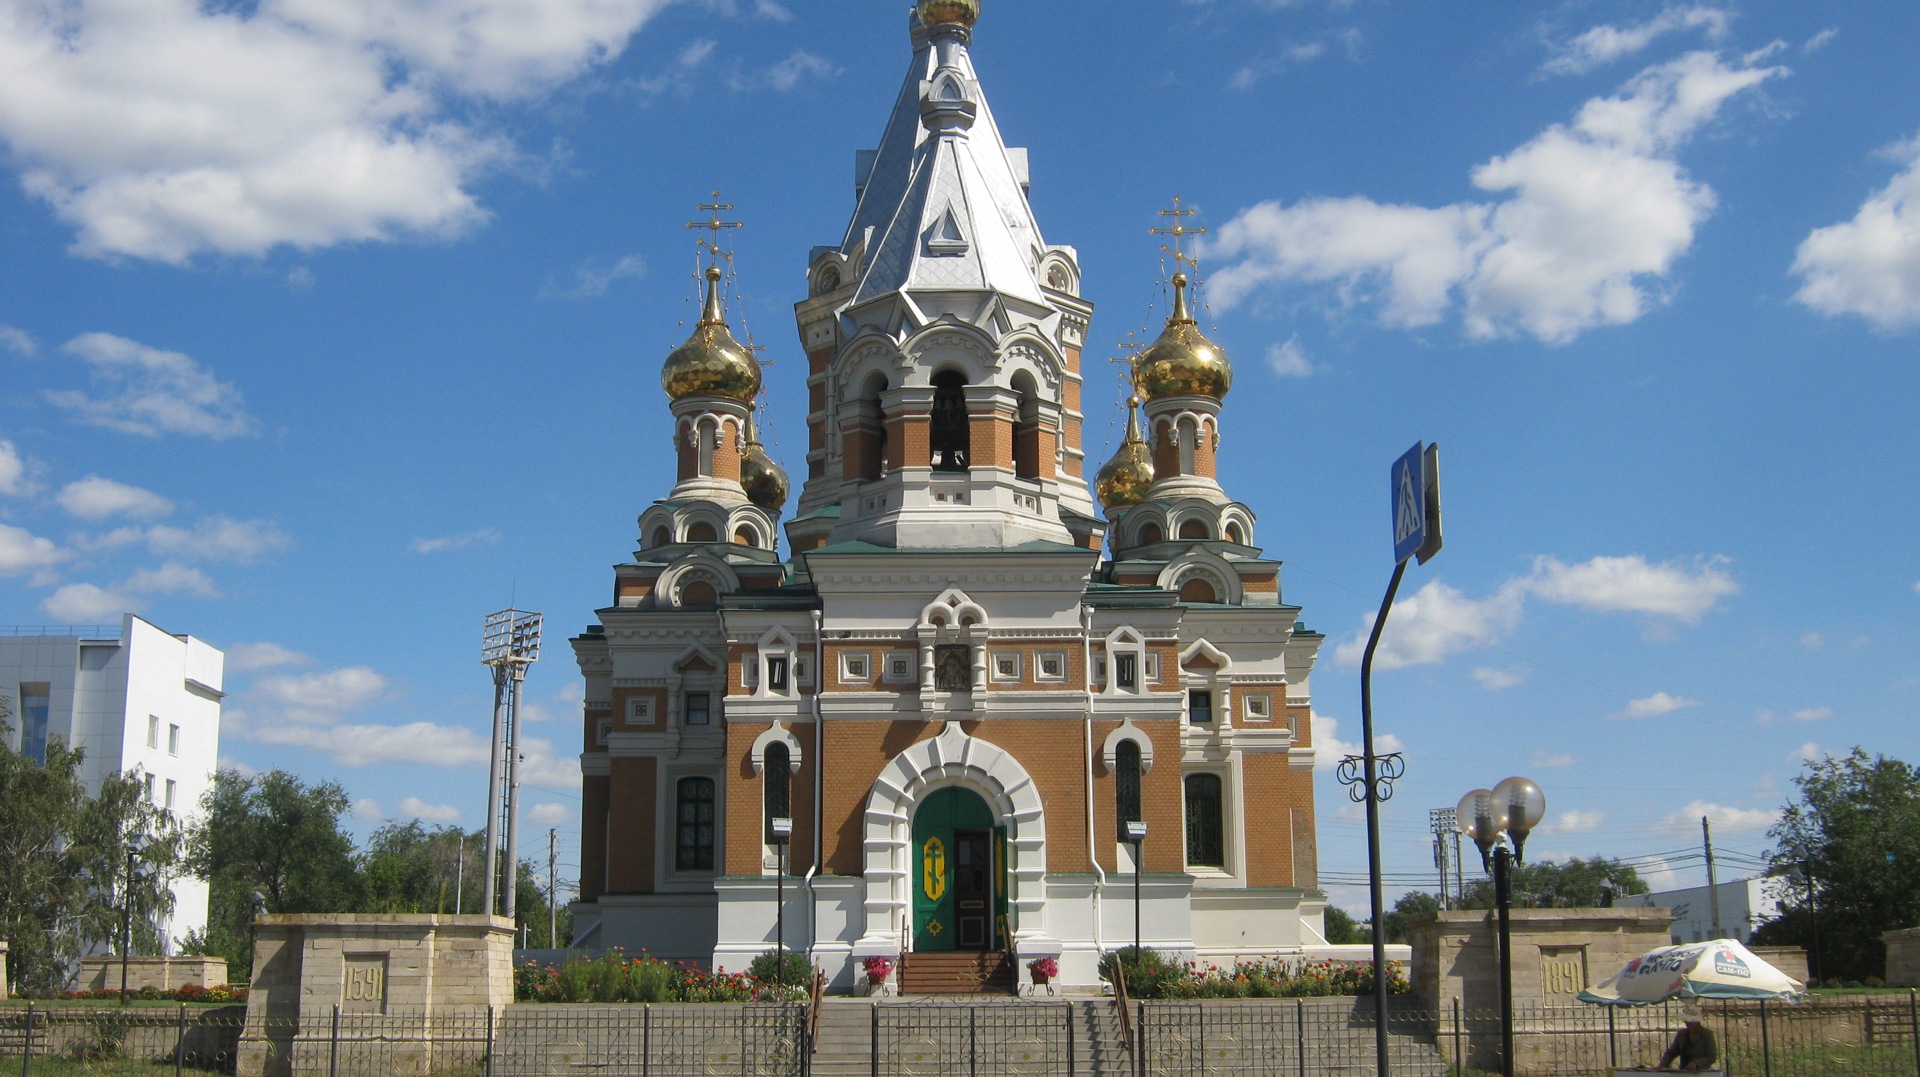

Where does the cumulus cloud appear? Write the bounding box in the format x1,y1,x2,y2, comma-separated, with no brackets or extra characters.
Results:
51,334,255,438
0,325,37,356
352,798,385,823
1473,666,1527,690
1544,809,1606,834
57,476,175,521
0,440,29,496
411,528,502,554
529,803,575,826
0,523,68,579
1532,751,1576,768
1310,714,1403,771
1527,554,1738,622
1789,742,1829,764
1205,50,1785,344
225,641,312,672
244,666,390,725
1791,706,1834,722
1800,631,1825,650
0,0,682,262
1334,579,1527,670
539,255,645,301
1792,134,1920,332
1802,29,1838,54
146,517,291,562
398,797,462,824
729,50,839,94
1542,6,1731,76
40,563,215,622
1659,801,1776,833
1265,336,1315,377
1614,691,1700,719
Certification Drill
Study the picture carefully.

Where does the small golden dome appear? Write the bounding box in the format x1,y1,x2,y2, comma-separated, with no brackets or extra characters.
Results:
1133,273,1232,402
917,0,979,32
1095,398,1156,511
739,415,790,514
661,266,761,403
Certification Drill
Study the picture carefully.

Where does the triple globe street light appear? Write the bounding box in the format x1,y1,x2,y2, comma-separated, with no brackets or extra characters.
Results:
1457,776,1548,1077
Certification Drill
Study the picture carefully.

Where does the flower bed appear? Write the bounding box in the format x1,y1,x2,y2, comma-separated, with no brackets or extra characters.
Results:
515,951,800,1004
12,984,248,1004
1103,949,1410,1000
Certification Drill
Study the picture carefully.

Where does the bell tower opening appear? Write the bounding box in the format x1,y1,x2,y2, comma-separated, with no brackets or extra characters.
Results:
931,370,970,472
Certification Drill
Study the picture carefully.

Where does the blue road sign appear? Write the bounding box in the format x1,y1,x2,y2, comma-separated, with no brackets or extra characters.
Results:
1392,443,1426,564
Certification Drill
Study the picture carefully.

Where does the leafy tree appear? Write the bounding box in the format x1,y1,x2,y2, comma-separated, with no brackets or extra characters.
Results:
360,821,481,915
1323,904,1366,944
1459,856,1648,910
185,769,360,974
1750,748,1920,984
1377,890,1439,943
1,707,180,992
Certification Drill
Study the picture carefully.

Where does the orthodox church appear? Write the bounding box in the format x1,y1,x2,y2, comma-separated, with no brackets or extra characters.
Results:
570,0,1330,991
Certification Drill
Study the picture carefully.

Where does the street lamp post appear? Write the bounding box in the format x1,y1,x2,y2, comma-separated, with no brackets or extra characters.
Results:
1125,821,1148,958
120,833,146,1005
1458,777,1548,1077
771,817,793,992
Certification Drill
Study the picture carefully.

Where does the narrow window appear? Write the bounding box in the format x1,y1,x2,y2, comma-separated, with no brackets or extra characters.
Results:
20,685,50,764
685,693,710,726
164,779,177,811
147,715,160,749
676,778,717,871
168,724,180,755
764,743,791,845
930,370,970,472
1115,653,1138,691
1115,740,1142,831
1188,690,1213,725
767,656,790,691
144,773,156,803
1184,773,1225,869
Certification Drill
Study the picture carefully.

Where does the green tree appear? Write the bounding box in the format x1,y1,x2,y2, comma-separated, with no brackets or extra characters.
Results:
185,769,360,974
1322,905,1366,944
1,706,180,992
1459,856,1649,910
1751,748,1920,984
1378,890,1439,943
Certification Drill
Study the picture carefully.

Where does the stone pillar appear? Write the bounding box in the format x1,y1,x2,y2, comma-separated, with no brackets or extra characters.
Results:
1,940,8,998
1884,926,1920,986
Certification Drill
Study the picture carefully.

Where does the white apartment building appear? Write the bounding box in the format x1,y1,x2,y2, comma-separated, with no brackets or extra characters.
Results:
2,614,224,951
1629,876,1787,944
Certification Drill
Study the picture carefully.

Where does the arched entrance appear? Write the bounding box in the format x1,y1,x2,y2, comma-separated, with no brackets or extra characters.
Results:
911,786,1008,952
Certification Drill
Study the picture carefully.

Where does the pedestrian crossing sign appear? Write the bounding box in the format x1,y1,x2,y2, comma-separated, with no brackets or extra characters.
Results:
1391,442,1443,565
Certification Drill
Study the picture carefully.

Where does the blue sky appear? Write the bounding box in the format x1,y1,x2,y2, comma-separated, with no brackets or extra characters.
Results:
2,1,1916,919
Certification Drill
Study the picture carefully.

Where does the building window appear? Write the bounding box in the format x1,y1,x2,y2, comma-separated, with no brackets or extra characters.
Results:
1036,652,1066,682
930,370,970,471
1143,654,1160,683
168,724,180,755
1115,740,1142,830
164,779,176,811
991,652,1021,682
144,773,156,803
629,699,654,725
147,715,160,749
1184,773,1225,869
596,718,612,747
842,652,871,682
676,778,717,871
19,685,50,764
886,653,914,683
1115,654,1138,691
767,657,789,692
1244,695,1271,722
1188,690,1213,725
764,743,791,845
685,693,710,726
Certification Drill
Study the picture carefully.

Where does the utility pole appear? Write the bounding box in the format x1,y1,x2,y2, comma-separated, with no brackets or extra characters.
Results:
548,827,559,949
1702,816,1724,938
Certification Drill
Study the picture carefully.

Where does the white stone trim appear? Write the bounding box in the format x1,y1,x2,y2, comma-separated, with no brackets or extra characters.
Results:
748,722,804,776
1100,719,1154,774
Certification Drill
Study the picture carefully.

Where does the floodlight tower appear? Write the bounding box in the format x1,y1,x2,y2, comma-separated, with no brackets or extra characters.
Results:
482,608,542,919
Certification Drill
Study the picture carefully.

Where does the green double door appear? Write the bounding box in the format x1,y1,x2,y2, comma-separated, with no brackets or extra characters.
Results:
911,787,1008,952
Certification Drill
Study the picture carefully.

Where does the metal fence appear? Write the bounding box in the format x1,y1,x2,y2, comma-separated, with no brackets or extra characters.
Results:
871,999,1073,1077
1139,998,1446,1077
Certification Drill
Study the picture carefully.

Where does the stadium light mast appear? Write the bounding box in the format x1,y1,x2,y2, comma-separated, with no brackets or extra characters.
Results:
482,608,542,919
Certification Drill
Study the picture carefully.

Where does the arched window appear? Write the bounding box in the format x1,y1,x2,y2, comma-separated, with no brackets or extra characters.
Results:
931,370,970,472
1184,773,1224,869
1225,522,1247,545
1179,519,1209,540
1012,371,1040,481
1138,523,1163,546
676,777,716,871
687,521,718,543
764,742,791,845
649,526,671,549
1179,577,1218,604
860,374,888,481
1115,740,1142,831
681,580,718,607
734,526,757,547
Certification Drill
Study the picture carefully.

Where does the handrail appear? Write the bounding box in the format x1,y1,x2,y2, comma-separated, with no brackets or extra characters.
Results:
1112,955,1135,1057
806,969,826,1054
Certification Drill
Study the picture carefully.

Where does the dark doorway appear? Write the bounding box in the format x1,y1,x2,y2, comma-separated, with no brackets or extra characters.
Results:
953,829,993,951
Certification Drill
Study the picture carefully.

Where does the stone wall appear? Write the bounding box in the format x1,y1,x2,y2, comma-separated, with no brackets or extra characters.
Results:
237,914,514,1077
1884,926,1920,987
77,955,230,992
1748,945,1808,983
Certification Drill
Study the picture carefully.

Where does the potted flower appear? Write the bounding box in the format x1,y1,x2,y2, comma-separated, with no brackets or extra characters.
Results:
1027,956,1058,986
862,956,895,995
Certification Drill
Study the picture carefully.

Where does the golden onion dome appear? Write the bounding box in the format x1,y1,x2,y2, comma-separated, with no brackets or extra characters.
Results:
661,266,761,403
1095,398,1156,512
917,0,979,32
1132,273,1232,402
739,415,790,514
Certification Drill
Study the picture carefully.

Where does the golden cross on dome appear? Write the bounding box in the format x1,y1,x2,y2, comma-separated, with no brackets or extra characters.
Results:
1150,195,1205,272
686,191,743,266
1107,327,1148,370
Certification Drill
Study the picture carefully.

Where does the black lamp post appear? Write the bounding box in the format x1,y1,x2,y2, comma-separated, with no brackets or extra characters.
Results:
119,832,146,1005
771,816,793,991
1459,777,1547,1077
1124,820,1148,958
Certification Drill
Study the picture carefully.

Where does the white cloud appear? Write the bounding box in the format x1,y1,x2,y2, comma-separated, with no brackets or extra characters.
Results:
1310,714,1403,771
1265,336,1315,377
51,334,256,438
124,561,219,598
250,719,491,767
1789,742,1829,764
1614,691,1700,719
0,523,69,579
1799,631,1825,650
539,255,645,301
352,798,385,823
517,735,583,788
0,440,28,496
1473,666,1527,690
56,476,175,521
631,39,719,99
1659,800,1776,833
1527,554,1738,622
529,802,574,826
1544,809,1606,834
42,582,135,622
1335,579,1527,670
398,797,462,824
730,50,839,94
1206,50,1785,344
1542,6,1732,76
1802,29,1838,54
245,666,390,725
1793,134,1920,331
411,528,502,554
0,325,37,356
146,517,291,562
1791,706,1834,722
0,0,676,263
1532,751,1576,769
226,641,312,672
287,267,317,292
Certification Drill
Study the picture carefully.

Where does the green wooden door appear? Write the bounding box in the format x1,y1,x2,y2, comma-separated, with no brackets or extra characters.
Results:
911,787,996,951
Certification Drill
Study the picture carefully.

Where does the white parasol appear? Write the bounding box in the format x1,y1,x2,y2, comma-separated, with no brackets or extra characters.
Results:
1579,938,1806,1006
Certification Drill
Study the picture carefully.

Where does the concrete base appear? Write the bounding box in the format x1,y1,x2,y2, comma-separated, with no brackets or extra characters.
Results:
1884,926,1920,986
78,955,230,992
237,914,513,1077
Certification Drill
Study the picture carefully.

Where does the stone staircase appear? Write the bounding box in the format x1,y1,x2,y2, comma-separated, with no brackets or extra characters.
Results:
808,998,878,1077
896,951,1014,996
1066,1000,1137,1075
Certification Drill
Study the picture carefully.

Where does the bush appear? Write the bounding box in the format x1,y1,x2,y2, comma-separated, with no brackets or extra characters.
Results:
748,949,813,988
1100,947,1184,999
514,950,795,1003
1097,951,1408,1000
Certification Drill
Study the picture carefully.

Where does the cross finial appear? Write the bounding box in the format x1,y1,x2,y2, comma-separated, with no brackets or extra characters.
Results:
686,190,743,268
1149,195,1205,272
